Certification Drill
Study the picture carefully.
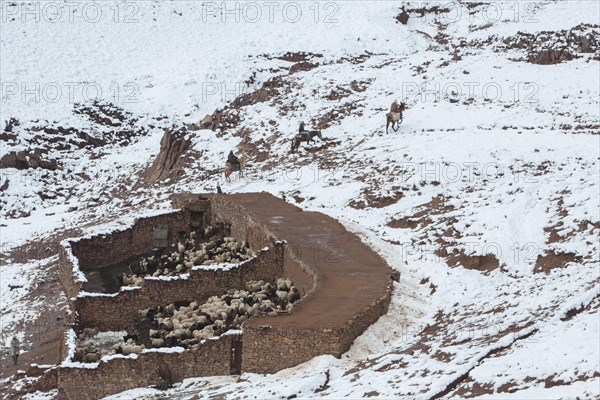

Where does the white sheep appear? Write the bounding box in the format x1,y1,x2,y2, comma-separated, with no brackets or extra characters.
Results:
172,320,184,331
276,278,291,291
123,344,144,355
276,290,288,301
75,345,89,360
181,321,194,330
247,303,260,315
158,318,173,330
246,280,264,292
82,327,98,337
287,287,301,303
83,352,100,363
192,330,204,340
149,329,162,338
195,250,206,259
213,320,224,330
253,293,267,302
129,276,143,287
261,282,273,292
167,328,191,339
122,274,134,285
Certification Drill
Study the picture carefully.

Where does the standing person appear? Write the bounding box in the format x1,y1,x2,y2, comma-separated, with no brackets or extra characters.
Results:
10,336,20,365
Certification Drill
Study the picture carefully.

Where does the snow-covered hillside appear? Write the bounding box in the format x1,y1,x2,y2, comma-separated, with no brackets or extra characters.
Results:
1,1,598,399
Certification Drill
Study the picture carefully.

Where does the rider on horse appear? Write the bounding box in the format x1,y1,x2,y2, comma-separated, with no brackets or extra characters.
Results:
227,150,240,171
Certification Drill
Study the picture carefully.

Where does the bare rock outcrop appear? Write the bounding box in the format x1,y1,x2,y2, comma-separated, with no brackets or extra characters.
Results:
142,127,192,183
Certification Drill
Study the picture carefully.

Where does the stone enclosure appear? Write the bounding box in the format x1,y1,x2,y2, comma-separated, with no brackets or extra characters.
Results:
55,192,398,399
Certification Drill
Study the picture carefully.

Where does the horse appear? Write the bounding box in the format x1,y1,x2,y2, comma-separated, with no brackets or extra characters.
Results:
224,156,246,182
386,102,406,133
291,130,322,153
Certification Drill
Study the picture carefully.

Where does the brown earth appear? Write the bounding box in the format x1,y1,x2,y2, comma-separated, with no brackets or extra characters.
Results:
349,187,405,210
446,251,500,272
534,250,580,273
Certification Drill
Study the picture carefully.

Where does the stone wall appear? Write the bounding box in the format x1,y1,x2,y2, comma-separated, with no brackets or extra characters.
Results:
58,245,84,300
281,246,318,297
208,194,278,251
337,290,392,354
74,245,283,333
240,288,392,375
57,208,202,301
58,334,239,400
242,323,340,374
71,209,194,271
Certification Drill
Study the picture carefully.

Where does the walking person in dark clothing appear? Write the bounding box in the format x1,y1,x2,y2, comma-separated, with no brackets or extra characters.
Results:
10,336,20,365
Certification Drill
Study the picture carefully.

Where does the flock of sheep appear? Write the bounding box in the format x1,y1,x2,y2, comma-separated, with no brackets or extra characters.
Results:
122,226,257,287
74,332,143,362
74,278,301,363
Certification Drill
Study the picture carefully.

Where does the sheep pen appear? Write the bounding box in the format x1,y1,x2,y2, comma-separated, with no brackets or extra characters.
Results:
121,226,257,287
73,278,301,363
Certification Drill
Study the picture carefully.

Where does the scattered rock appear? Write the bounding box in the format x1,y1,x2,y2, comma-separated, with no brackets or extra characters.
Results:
289,61,318,75
396,7,409,24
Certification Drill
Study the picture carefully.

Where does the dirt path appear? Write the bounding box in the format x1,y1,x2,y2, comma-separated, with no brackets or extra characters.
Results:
224,193,397,329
